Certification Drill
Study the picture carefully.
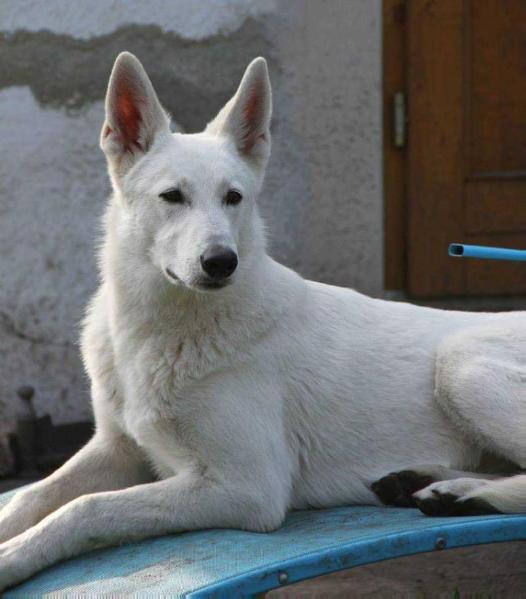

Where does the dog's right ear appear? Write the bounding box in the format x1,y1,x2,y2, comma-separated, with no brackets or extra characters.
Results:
100,52,170,185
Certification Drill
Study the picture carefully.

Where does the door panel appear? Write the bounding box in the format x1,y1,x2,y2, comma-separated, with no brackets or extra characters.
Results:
469,1,526,175
465,181,526,234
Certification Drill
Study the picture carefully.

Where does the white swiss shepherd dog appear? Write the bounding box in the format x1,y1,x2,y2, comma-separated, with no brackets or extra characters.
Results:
0,53,524,589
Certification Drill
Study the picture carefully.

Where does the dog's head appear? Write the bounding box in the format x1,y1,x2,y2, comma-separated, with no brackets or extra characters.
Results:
100,52,271,292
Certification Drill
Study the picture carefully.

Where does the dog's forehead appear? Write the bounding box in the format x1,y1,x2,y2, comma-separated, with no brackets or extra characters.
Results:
152,133,246,183
125,132,257,200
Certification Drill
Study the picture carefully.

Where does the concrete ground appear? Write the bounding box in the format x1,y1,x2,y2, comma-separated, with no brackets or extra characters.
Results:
269,542,525,598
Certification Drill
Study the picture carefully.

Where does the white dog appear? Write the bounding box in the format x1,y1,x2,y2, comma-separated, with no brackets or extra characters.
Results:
0,52,524,589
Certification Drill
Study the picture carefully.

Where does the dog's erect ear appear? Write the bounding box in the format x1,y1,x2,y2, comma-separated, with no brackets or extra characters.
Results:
101,52,170,182
206,57,272,164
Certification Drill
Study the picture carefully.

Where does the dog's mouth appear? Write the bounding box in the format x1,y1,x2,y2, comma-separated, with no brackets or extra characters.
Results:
196,278,232,291
165,268,179,281
164,268,232,292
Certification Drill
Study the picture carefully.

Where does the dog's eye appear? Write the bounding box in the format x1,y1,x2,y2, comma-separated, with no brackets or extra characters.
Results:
225,190,242,206
159,188,185,204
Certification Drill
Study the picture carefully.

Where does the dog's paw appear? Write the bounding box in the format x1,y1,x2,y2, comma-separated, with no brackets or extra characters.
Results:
371,470,435,507
413,479,501,517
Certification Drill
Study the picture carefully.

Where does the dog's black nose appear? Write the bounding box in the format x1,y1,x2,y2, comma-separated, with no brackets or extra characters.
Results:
200,246,238,280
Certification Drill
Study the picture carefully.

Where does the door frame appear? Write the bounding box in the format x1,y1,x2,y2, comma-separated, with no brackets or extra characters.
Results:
384,0,465,297
383,0,407,292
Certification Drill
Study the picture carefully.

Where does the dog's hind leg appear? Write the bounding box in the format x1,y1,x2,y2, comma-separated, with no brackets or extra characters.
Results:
414,474,526,516
434,326,526,469
0,431,151,543
404,326,526,516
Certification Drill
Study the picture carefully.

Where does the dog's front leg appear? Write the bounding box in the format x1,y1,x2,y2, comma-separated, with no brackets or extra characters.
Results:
0,431,151,544
0,469,286,590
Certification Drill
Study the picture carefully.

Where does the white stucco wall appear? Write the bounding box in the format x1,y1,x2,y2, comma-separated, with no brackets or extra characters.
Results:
0,0,382,423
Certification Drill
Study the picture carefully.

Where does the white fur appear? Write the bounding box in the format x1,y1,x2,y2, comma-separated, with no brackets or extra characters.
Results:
0,52,524,590
413,475,526,515
472,475,526,513
414,478,491,502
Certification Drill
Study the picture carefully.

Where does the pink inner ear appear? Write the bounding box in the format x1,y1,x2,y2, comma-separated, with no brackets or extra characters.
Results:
114,79,144,152
242,82,264,154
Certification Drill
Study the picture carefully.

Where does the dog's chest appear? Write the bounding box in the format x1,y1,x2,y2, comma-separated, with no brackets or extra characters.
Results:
115,330,224,475
125,407,199,477
120,385,200,477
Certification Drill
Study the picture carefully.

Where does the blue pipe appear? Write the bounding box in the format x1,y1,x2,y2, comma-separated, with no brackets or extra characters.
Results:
448,243,526,261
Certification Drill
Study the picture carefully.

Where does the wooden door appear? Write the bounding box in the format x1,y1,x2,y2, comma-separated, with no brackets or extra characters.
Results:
406,0,526,296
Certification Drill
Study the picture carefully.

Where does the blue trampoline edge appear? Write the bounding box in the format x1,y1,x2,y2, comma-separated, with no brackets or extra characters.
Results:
188,514,526,598
2,497,524,597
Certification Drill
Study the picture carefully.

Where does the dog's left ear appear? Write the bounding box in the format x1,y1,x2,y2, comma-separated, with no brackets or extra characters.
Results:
206,57,272,165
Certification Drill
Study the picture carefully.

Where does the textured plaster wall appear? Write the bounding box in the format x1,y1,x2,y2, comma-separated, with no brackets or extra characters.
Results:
0,0,382,423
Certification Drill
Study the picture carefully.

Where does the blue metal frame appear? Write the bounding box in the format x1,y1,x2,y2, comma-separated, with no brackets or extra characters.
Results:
188,511,526,598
